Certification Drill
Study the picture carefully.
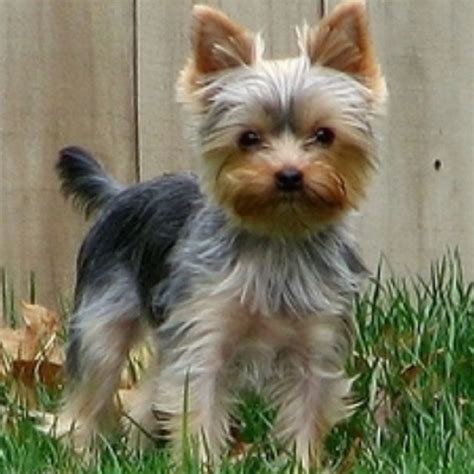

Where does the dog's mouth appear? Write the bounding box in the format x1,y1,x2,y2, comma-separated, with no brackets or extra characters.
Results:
275,180,346,209
227,187,348,236
272,163,349,210
216,161,351,234
276,190,301,203
228,180,347,217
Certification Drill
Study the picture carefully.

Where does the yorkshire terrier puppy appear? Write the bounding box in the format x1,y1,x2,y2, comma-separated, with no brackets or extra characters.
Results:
53,0,385,470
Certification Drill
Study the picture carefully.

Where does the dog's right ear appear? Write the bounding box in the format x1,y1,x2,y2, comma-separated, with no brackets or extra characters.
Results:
191,5,255,76
305,0,385,105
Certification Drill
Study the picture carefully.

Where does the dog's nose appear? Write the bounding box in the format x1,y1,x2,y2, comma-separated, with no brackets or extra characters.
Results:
275,168,303,192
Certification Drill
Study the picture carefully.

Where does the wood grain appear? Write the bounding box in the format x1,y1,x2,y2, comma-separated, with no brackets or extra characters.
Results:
1,0,472,312
137,0,322,179
0,0,136,309
326,0,474,277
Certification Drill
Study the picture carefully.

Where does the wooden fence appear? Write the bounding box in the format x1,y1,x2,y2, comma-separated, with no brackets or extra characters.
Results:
1,0,473,309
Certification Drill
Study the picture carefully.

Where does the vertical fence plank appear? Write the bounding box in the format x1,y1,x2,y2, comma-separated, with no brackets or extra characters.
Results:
326,0,474,275
216,0,320,58
137,0,322,179
0,0,136,309
137,0,194,178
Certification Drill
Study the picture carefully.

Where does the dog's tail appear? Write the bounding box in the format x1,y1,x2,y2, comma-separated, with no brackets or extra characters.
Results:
56,146,123,217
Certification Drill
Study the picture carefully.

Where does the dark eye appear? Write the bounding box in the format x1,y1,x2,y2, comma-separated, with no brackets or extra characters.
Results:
313,127,335,146
238,130,262,150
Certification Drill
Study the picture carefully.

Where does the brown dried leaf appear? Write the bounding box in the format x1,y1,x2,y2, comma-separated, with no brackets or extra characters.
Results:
0,302,62,361
0,301,64,409
0,326,34,363
0,302,63,367
338,436,362,474
7,360,63,409
229,439,252,461
401,364,422,386
11,360,63,389
21,301,60,334
119,342,153,389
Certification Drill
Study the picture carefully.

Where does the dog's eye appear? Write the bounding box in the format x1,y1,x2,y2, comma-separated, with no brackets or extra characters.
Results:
238,130,262,150
313,127,335,147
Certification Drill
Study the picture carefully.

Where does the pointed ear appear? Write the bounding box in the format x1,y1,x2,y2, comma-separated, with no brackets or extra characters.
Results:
191,5,256,75
306,1,384,98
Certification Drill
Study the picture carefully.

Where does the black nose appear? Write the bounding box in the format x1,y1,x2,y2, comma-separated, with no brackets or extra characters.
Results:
275,168,303,192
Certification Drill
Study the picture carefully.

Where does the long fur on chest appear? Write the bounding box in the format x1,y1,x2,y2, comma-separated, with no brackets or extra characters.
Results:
155,204,367,319
154,204,367,384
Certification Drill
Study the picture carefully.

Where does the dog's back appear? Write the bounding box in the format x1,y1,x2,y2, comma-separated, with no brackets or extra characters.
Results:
57,147,202,314
54,148,202,438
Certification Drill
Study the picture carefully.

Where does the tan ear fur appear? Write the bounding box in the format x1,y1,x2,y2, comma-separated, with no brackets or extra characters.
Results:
192,5,255,75
307,1,385,99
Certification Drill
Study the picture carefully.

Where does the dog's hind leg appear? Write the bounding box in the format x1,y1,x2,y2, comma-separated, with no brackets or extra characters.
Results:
52,270,143,452
122,358,161,451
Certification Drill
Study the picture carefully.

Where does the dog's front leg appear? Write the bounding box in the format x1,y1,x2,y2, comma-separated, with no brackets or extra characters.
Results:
153,297,243,467
269,317,354,472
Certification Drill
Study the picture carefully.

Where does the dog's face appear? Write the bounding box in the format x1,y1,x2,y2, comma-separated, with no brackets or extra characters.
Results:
178,1,386,236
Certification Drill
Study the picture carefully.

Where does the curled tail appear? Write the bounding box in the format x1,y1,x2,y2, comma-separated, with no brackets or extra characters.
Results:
56,146,123,217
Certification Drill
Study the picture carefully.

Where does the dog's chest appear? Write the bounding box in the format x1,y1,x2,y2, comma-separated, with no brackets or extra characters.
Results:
215,293,347,392
217,242,346,317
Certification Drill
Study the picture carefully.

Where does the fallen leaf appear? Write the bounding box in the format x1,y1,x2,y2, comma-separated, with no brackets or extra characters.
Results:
0,301,63,367
21,301,60,335
0,302,155,417
11,360,63,389
338,436,362,474
0,302,64,408
401,364,422,386
229,439,252,460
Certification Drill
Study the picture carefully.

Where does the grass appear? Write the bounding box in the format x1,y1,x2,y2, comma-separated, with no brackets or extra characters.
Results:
0,253,472,473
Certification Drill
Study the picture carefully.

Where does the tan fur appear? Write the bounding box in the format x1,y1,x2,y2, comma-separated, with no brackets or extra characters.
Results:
192,5,255,74
208,124,372,235
178,2,382,237
306,0,386,104
123,359,161,451
180,5,257,99
47,316,142,452
216,155,349,234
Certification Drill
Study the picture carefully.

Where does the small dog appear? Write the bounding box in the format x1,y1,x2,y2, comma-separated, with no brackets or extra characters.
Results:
53,1,385,470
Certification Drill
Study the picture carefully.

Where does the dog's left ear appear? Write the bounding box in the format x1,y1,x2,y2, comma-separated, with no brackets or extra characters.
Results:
191,5,256,76
306,0,385,101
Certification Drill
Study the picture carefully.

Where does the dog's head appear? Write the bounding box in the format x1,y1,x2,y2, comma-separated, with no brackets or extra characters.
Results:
178,1,386,236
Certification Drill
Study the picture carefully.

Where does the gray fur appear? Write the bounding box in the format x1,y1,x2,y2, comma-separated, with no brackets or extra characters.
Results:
58,149,203,378
154,204,367,319
59,147,367,378
57,147,124,217
189,58,375,160
66,267,141,380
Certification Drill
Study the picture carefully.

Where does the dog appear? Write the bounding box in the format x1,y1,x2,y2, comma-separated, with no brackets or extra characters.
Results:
52,1,385,470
